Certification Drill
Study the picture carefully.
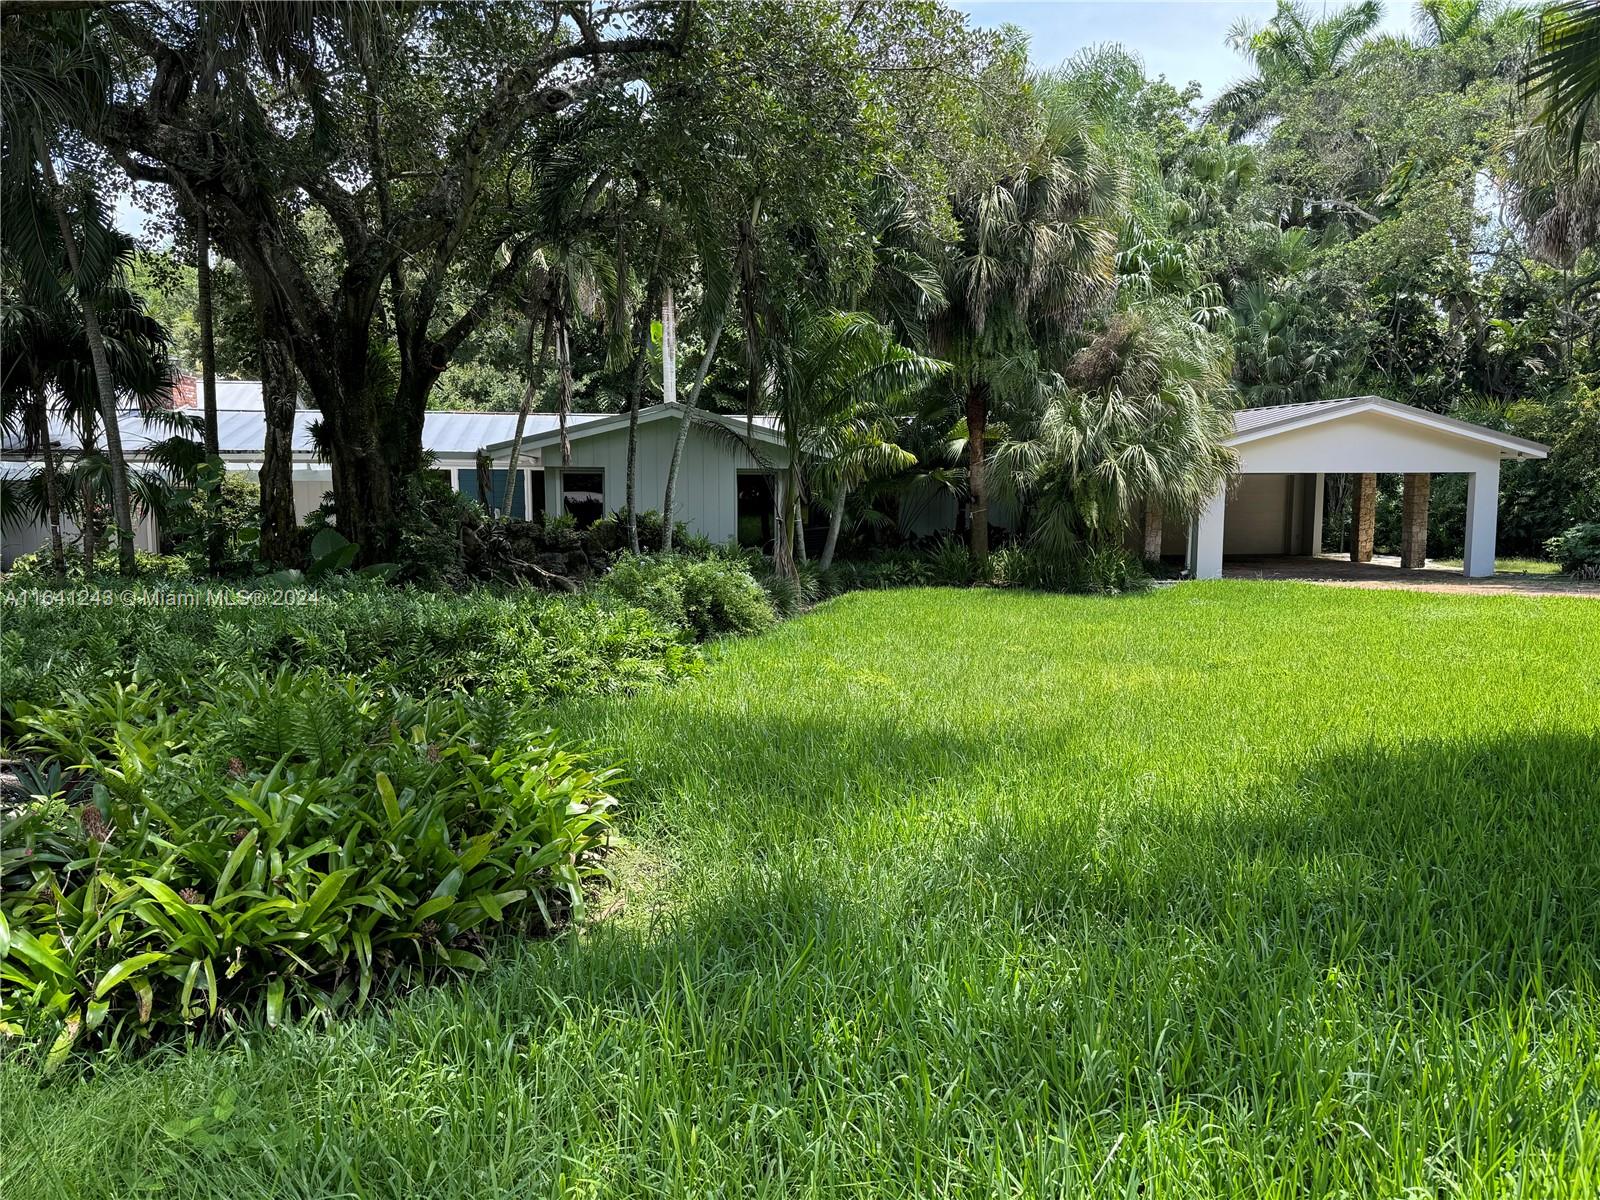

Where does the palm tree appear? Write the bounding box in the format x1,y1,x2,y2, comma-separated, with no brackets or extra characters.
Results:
1,7,142,573
991,302,1237,565
930,94,1124,564
1525,0,1600,163
766,309,946,576
1209,0,1384,140
1,264,180,575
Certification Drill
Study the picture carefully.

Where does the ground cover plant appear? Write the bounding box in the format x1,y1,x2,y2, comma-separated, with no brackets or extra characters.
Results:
3,583,1596,1198
0,580,698,726
1,669,621,1063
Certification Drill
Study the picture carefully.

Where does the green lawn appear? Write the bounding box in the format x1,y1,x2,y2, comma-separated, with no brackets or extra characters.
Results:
1433,556,1565,575
6,584,1600,1199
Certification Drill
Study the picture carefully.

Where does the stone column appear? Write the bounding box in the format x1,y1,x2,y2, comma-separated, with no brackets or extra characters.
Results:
1400,473,1430,568
1349,472,1377,563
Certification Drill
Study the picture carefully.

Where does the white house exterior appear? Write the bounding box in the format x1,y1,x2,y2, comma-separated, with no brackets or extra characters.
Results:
1180,397,1549,580
0,385,790,566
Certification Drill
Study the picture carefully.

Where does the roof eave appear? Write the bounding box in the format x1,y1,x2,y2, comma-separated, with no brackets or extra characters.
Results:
1227,396,1549,459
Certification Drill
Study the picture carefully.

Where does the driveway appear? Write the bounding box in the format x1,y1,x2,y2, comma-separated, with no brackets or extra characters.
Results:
1221,555,1600,598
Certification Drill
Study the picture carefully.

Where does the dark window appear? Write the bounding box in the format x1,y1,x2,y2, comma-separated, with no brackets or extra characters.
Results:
457,468,536,519
737,473,775,550
562,470,605,527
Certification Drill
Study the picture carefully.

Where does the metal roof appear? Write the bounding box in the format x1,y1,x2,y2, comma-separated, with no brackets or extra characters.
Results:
1230,399,1349,435
1228,396,1549,459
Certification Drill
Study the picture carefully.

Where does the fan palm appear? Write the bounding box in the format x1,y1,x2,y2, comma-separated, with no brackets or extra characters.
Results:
991,302,1237,562
930,93,1124,564
1524,0,1600,164
1209,0,1384,140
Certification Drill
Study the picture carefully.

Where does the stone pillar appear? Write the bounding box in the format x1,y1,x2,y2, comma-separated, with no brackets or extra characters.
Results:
1310,473,1325,556
1400,473,1430,568
1349,472,1376,563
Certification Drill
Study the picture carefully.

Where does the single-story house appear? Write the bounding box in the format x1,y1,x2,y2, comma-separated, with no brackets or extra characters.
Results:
0,384,789,566
2,385,1548,577
1175,397,1549,579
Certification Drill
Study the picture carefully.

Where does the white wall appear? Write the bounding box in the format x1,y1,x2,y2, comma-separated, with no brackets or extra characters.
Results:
1235,411,1501,475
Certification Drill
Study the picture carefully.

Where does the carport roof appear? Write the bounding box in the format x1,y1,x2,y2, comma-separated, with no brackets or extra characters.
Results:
1227,396,1548,459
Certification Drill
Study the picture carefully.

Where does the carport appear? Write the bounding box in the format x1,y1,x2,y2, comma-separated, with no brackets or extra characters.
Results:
1186,397,1548,580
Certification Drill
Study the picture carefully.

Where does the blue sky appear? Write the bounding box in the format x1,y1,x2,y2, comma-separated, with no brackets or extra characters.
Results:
950,1,1416,100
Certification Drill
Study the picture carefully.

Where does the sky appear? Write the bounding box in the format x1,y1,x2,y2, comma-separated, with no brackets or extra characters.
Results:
950,0,1417,101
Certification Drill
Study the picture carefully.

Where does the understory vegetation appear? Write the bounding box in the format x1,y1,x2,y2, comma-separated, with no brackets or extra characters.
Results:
3,585,1596,1197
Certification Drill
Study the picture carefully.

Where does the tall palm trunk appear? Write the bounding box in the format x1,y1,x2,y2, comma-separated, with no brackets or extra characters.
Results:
555,306,574,469
818,477,848,570
37,133,136,575
965,380,990,564
624,278,663,554
663,195,762,552
196,207,225,572
502,302,554,520
79,409,97,577
30,386,67,579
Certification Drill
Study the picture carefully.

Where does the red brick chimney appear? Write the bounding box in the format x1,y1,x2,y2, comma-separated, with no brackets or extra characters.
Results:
168,373,198,409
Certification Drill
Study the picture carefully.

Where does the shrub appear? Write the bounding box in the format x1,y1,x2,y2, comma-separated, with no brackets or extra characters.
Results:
1546,522,1600,579
159,465,261,575
1,669,620,1066
5,547,195,584
1,580,697,730
601,554,776,641
587,510,710,558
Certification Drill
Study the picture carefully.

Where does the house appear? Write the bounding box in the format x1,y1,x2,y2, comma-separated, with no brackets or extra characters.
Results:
1174,397,1549,579
3,386,1548,578
0,383,790,566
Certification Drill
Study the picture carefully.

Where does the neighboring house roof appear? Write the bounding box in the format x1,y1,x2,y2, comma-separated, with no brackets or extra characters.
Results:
3,400,783,464
477,401,787,456
1227,396,1548,459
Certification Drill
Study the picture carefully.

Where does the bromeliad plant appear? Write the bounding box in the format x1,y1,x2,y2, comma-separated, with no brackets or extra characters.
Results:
0,668,620,1069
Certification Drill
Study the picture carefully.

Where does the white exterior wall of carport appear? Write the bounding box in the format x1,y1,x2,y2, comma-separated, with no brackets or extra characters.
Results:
1188,409,1507,580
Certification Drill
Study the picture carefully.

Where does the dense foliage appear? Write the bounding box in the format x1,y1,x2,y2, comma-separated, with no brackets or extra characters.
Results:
2,669,620,1065
1,581,696,728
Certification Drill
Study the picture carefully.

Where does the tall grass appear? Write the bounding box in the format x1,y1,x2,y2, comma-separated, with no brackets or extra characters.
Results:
4,584,1598,1198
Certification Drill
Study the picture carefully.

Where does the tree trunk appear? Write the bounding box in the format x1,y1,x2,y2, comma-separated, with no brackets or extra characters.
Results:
555,307,574,469
196,207,226,573
502,304,554,520
79,409,97,577
31,386,67,579
623,290,658,555
259,336,300,567
965,380,990,564
818,478,848,570
37,133,137,576
1141,500,1163,562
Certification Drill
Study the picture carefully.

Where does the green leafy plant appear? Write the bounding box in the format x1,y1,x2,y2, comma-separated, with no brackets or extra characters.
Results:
601,554,776,641
1,669,622,1067
1546,521,1600,578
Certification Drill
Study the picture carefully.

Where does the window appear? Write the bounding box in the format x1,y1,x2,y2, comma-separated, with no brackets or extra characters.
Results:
456,469,541,519
561,470,605,527
737,472,775,550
